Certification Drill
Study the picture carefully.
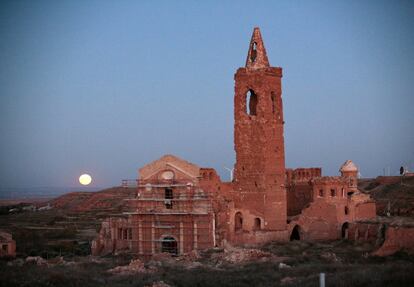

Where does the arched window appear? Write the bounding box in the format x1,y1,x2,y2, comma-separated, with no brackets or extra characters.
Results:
319,189,324,197
250,42,257,62
161,236,178,255
344,206,349,215
254,218,261,230
246,90,257,116
271,92,276,114
235,212,243,231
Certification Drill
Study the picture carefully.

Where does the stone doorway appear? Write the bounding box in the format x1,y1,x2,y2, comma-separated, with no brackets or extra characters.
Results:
341,222,349,239
161,236,178,255
290,225,301,241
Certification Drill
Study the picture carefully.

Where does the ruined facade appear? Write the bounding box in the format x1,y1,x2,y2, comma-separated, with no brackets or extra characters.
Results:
92,155,216,256
92,28,377,256
0,231,16,258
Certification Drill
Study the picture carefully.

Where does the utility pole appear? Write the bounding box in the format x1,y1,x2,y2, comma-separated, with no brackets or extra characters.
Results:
320,273,325,287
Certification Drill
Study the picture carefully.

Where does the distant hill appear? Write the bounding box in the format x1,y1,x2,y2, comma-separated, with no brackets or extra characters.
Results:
359,176,414,217
49,187,136,212
0,186,101,199
44,177,414,216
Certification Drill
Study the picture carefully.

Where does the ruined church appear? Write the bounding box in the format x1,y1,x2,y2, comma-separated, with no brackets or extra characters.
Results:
92,28,376,256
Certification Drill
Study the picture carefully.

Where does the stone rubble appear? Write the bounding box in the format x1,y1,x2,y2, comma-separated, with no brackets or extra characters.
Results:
107,259,157,275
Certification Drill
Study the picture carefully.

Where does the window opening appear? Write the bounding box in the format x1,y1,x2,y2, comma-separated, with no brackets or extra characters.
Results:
254,218,261,230
341,222,349,239
165,188,173,209
250,42,257,62
161,236,178,255
246,90,257,116
235,212,243,231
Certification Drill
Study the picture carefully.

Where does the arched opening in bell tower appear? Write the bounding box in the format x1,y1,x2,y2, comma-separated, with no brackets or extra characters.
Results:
246,90,257,116
250,42,257,62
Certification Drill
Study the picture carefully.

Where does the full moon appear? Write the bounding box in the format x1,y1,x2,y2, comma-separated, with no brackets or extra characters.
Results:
79,174,92,185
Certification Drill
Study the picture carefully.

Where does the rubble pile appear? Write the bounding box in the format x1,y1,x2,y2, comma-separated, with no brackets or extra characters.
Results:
25,256,48,266
108,259,157,275
145,281,172,287
217,247,274,264
320,252,341,262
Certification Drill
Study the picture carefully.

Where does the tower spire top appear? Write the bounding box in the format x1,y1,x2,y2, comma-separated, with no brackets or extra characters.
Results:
245,27,270,69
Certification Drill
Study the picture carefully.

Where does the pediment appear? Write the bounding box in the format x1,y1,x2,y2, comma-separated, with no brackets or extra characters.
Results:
139,154,200,180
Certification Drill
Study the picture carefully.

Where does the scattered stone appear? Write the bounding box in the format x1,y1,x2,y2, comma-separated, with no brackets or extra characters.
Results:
7,258,24,267
185,261,203,270
280,277,296,285
47,256,65,265
181,250,201,261
149,252,175,266
222,247,274,264
278,262,291,269
108,259,156,275
320,252,340,262
145,281,171,287
88,256,106,264
26,256,47,266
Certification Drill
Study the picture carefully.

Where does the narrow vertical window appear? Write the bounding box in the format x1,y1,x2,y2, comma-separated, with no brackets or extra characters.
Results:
250,42,257,62
246,90,257,116
271,92,276,114
165,188,173,209
254,218,261,230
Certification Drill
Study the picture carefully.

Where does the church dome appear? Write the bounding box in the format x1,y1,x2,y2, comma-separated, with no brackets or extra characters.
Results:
339,160,358,173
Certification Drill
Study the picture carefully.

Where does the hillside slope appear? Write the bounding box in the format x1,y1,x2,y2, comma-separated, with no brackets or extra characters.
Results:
359,176,414,217
50,187,136,212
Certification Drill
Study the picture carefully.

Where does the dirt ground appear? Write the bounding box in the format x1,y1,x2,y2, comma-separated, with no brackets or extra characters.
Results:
1,178,414,286
1,240,414,287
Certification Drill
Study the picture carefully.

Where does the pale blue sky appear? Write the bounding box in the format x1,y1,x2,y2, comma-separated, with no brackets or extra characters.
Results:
1,0,413,193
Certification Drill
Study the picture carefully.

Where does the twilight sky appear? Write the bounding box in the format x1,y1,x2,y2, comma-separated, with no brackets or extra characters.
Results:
1,0,413,194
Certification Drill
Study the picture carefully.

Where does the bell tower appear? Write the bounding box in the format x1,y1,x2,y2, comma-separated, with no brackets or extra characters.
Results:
233,27,287,231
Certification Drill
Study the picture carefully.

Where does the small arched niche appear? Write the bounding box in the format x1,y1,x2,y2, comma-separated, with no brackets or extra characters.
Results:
246,89,258,116
235,212,243,232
